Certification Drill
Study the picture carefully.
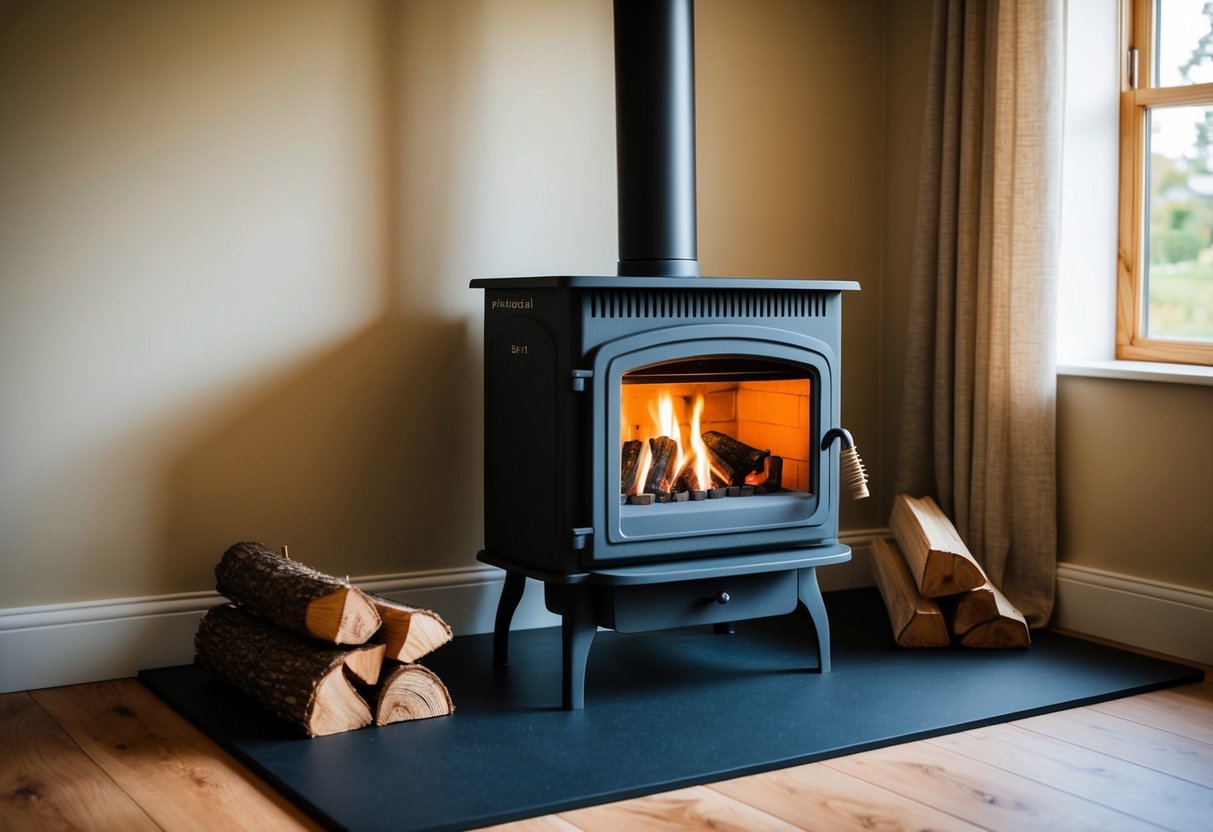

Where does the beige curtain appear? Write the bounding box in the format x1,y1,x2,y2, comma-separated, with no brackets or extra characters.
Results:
896,0,1063,627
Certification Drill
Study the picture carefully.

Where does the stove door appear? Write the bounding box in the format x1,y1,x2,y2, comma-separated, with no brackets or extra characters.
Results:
586,324,840,565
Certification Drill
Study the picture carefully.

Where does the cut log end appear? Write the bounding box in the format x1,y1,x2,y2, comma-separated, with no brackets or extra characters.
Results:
304,585,382,645
309,667,373,737
343,643,386,685
959,616,1031,649
373,664,454,726
366,593,453,663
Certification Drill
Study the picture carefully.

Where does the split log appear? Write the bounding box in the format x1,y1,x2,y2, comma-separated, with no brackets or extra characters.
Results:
702,431,769,476
869,538,950,647
195,604,377,737
364,592,453,663
954,583,1031,648
889,495,987,598
620,439,643,495
368,664,454,726
215,542,381,645
643,436,677,494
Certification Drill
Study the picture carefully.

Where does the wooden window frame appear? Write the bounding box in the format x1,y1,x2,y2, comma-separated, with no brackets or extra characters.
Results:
1118,0,1213,366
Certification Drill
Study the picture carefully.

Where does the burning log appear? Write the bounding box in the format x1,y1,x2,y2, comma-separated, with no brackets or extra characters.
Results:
364,592,453,663
215,542,381,645
702,431,770,480
889,495,986,598
620,439,644,495
643,436,678,494
706,448,740,487
195,604,378,737
367,664,454,726
869,538,950,647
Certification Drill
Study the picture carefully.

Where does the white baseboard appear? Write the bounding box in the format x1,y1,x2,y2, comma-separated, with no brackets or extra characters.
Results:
0,530,882,694
1054,562,1213,666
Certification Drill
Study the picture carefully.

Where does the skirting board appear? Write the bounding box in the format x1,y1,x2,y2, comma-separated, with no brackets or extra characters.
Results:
1054,562,1213,666
0,530,883,694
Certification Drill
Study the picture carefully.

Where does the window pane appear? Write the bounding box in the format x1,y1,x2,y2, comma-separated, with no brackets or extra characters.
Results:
1155,0,1213,86
1146,106,1213,342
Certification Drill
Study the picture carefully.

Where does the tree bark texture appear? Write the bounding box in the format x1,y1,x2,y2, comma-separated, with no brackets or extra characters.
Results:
215,541,380,645
195,604,373,737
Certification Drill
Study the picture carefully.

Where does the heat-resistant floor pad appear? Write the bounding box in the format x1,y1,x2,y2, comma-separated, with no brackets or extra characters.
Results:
139,588,1203,832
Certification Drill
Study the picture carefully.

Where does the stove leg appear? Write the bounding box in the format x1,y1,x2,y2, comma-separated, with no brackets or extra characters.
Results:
797,567,831,673
561,587,597,710
492,571,526,667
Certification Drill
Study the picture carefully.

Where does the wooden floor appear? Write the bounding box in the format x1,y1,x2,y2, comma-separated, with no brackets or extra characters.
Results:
2,665,1210,831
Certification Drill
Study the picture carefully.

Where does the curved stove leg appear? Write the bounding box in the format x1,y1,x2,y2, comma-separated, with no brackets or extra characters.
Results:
798,567,831,673
562,586,597,710
492,571,526,667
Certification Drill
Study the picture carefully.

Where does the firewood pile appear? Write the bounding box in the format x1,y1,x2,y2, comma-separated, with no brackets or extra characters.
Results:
194,542,454,737
870,495,1030,649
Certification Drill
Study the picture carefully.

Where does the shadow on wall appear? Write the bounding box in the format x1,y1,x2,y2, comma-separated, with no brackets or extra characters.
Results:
161,0,489,589
159,315,479,589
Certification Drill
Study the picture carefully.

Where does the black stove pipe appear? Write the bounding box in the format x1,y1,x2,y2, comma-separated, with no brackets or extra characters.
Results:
614,0,700,277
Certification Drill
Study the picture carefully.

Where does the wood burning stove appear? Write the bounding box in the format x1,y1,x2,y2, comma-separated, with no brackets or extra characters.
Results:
471,0,863,708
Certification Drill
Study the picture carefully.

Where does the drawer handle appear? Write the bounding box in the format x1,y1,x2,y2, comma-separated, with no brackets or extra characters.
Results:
715,591,730,605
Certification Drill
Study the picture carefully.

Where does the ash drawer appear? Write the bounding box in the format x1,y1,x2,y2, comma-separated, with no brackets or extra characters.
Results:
605,569,798,633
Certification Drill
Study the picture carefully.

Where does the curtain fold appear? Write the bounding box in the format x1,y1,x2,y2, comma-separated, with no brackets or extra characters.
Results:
896,0,1063,627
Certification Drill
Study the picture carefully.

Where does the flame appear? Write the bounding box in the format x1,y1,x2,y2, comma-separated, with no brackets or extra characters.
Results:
689,394,711,491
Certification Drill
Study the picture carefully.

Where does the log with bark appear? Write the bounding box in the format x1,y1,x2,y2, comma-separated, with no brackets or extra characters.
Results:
195,604,380,737
869,538,950,647
702,431,770,482
367,664,454,726
706,448,740,487
643,436,678,494
215,541,381,645
950,582,1031,648
889,495,986,598
364,592,453,663
620,439,644,495
764,455,783,491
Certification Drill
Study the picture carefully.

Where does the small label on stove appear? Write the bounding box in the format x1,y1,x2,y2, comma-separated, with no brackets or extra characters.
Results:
491,297,534,311
510,344,528,355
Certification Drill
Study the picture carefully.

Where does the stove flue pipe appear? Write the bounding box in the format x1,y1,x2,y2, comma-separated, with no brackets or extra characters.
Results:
614,0,700,277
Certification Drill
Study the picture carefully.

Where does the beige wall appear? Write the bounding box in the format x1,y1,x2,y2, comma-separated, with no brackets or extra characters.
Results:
0,0,888,609
7,0,1198,615
1058,377,1213,590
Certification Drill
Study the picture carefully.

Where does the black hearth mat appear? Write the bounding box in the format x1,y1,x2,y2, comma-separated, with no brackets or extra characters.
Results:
140,588,1202,832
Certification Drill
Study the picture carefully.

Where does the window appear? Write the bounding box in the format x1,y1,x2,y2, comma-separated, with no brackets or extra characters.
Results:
1119,0,1213,365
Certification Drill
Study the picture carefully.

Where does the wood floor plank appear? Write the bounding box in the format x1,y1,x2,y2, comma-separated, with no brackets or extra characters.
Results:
31,680,322,832
1088,684,1213,745
472,814,585,832
927,721,1213,831
1,691,161,832
1016,707,1213,788
708,760,984,831
824,739,1164,832
556,785,802,832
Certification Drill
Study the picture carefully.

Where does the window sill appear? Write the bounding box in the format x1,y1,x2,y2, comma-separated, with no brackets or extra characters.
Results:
1057,360,1213,387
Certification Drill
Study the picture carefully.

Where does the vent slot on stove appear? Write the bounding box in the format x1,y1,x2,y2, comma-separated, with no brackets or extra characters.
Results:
589,289,827,319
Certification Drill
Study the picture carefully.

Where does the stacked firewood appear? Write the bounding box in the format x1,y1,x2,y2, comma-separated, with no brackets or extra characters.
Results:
870,495,1030,649
194,542,454,737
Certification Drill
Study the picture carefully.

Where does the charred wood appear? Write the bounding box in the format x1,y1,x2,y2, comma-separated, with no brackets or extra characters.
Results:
643,436,678,494
702,431,770,476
